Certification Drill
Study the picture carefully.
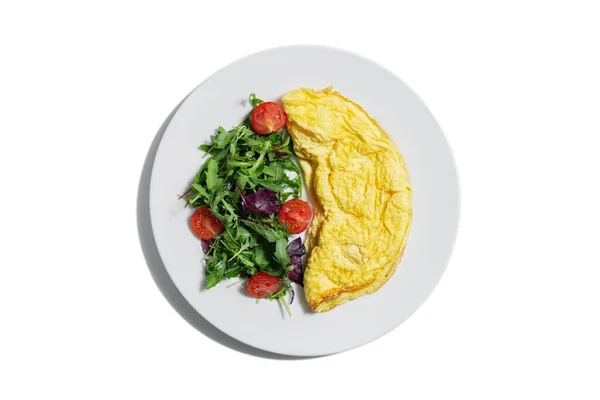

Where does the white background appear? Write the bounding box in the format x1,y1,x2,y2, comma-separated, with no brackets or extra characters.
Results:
1,1,599,399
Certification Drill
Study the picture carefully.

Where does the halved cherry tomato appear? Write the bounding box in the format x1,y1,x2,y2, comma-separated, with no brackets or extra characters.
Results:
246,272,282,298
250,102,287,135
190,207,224,240
278,199,312,234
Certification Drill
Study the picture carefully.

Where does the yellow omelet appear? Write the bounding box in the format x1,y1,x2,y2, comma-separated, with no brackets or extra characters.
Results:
282,87,412,312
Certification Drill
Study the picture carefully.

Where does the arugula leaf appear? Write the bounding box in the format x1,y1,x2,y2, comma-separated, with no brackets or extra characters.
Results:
244,137,266,148
205,159,220,192
280,157,301,175
235,225,252,241
224,260,243,278
253,179,285,192
269,132,290,149
216,227,239,257
274,238,291,268
188,192,204,206
213,148,228,163
212,127,234,149
249,93,264,108
227,240,251,263
240,219,286,242
205,274,221,289
205,254,226,289
262,161,285,181
191,183,209,199
252,246,269,267
220,199,238,222
211,188,228,210
228,159,253,169
236,173,250,190
249,142,270,174
238,254,256,271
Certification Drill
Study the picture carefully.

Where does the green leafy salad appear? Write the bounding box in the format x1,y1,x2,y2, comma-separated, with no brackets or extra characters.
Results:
180,94,312,315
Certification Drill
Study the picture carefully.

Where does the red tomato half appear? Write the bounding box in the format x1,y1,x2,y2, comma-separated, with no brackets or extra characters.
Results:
190,207,224,240
278,199,312,234
250,102,287,135
246,272,282,298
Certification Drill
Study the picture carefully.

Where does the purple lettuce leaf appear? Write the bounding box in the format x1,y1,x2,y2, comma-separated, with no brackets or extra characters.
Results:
287,237,306,285
287,237,306,257
201,238,214,254
235,183,280,215
288,255,303,285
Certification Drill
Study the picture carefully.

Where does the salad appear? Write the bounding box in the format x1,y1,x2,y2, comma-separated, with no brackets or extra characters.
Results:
180,94,312,315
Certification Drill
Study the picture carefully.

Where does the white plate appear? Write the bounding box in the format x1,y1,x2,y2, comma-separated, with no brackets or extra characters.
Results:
149,45,460,356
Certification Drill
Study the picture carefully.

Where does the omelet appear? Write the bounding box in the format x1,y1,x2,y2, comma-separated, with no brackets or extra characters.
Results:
282,87,412,312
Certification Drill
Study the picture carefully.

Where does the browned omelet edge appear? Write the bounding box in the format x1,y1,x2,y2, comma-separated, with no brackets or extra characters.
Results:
309,213,412,312
286,88,413,312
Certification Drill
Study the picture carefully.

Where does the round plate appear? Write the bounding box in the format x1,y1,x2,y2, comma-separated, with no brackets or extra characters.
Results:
149,45,460,356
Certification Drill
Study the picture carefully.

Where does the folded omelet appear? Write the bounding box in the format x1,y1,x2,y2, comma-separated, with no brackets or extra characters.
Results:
282,87,412,312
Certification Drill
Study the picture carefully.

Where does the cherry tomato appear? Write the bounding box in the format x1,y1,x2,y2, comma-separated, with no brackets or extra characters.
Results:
278,199,312,234
250,102,287,135
246,272,282,298
190,207,224,240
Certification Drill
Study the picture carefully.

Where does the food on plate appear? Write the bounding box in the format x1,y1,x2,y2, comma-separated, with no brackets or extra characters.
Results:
180,94,310,315
181,88,411,315
246,272,283,298
190,207,224,240
278,199,312,234
282,87,412,312
251,101,287,135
